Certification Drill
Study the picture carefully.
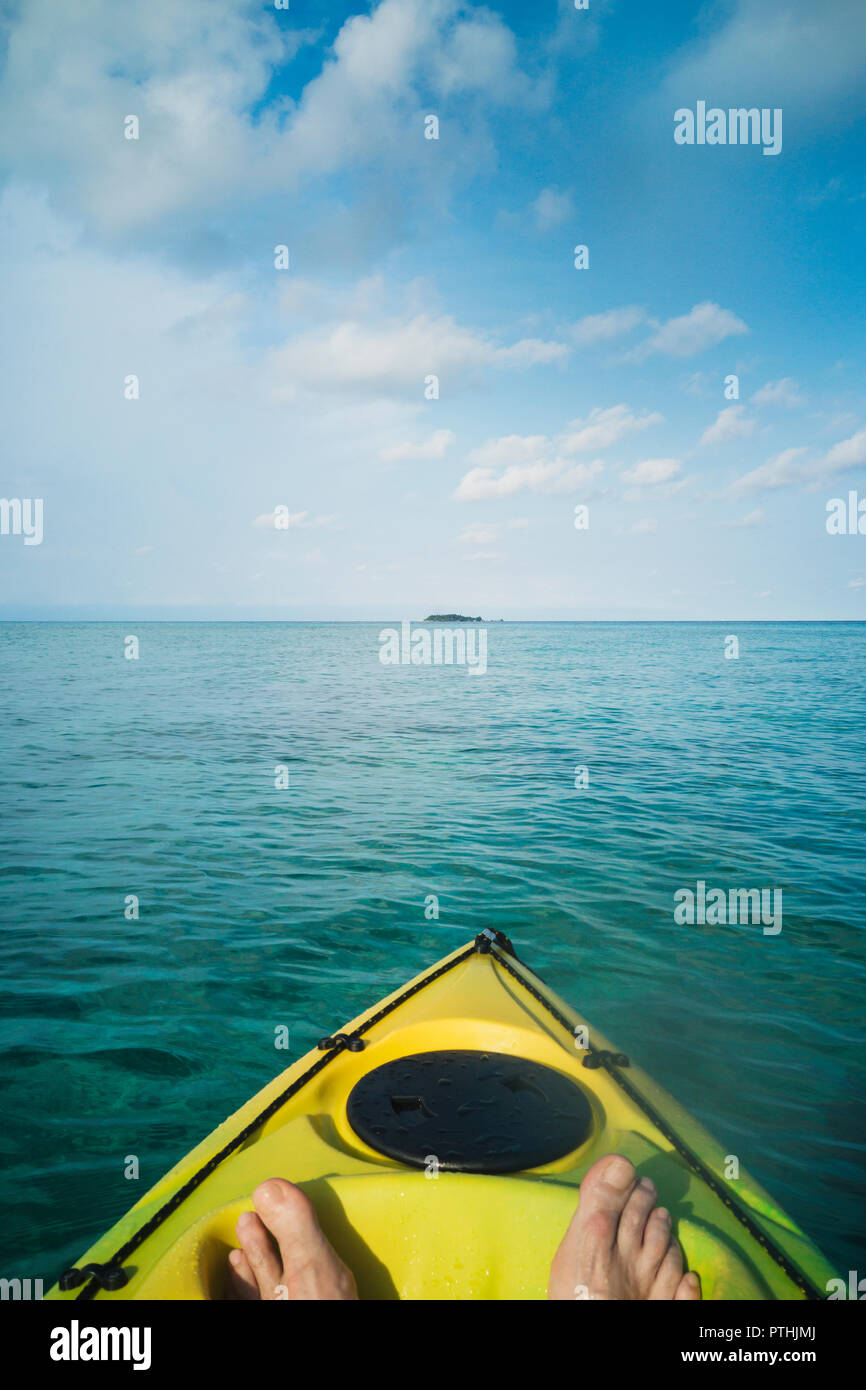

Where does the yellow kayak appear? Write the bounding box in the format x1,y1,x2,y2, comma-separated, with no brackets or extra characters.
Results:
46,931,835,1301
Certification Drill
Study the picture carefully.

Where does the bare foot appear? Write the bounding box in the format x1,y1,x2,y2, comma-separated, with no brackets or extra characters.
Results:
227,1179,357,1301
548,1154,702,1301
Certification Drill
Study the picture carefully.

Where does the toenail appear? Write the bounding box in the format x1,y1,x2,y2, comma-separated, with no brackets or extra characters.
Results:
638,1177,656,1193
606,1157,634,1189
655,1207,671,1223
256,1179,289,1208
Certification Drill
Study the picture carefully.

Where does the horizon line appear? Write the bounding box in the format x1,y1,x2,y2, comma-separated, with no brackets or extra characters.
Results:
1,616,864,626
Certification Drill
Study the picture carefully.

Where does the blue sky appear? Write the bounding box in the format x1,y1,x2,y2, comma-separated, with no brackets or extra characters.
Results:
1,0,865,618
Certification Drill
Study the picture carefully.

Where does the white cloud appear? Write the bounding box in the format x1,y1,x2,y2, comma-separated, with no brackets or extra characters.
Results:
0,0,536,237
559,404,663,453
379,429,456,462
429,8,537,102
466,435,551,471
822,426,866,473
701,405,756,446
531,187,574,230
495,337,570,368
849,578,866,589
268,312,566,398
630,302,748,360
729,448,810,497
681,371,713,398
0,0,295,233
571,306,646,347
823,411,860,435
662,0,866,120
622,458,681,485
455,456,603,501
279,276,388,321
751,378,804,407
629,518,658,534
726,426,866,497
459,522,501,544
454,404,660,501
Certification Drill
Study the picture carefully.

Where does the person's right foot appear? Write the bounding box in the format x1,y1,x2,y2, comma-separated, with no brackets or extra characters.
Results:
548,1154,702,1301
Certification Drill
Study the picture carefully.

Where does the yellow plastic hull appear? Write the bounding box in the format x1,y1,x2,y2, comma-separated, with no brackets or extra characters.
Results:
46,938,836,1301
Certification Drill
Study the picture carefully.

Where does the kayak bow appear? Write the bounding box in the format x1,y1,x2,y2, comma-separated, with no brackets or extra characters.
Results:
47,931,836,1301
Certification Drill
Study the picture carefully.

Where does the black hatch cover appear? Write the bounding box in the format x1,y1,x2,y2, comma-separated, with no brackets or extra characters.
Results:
346,1049,593,1173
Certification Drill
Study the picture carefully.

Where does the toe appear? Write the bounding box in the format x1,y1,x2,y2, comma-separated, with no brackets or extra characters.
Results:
649,1239,685,1300
579,1155,638,1214
228,1247,261,1301
236,1209,283,1300
675,1271,702,1301
548,1156,638,1300
252,1179,356,1301
252,1179,325,1264
638,1205,672,1278
616,1177,657,1259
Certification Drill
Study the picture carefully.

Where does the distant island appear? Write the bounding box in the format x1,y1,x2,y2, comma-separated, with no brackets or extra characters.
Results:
423,614,504,622
424,613,482,622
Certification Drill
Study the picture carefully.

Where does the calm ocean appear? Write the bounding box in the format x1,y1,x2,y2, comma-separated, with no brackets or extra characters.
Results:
1,621,864,1283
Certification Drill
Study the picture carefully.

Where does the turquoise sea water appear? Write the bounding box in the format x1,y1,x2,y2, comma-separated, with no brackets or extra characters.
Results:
1,621,864,1287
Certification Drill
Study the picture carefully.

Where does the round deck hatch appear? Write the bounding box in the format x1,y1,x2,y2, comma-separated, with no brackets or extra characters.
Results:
346,1049,593,1173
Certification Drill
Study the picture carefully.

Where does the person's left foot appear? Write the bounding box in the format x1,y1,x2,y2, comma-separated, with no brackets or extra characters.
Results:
227,1179,357,1300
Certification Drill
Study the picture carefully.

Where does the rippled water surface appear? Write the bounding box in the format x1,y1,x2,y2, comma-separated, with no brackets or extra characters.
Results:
1,621,864,1283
